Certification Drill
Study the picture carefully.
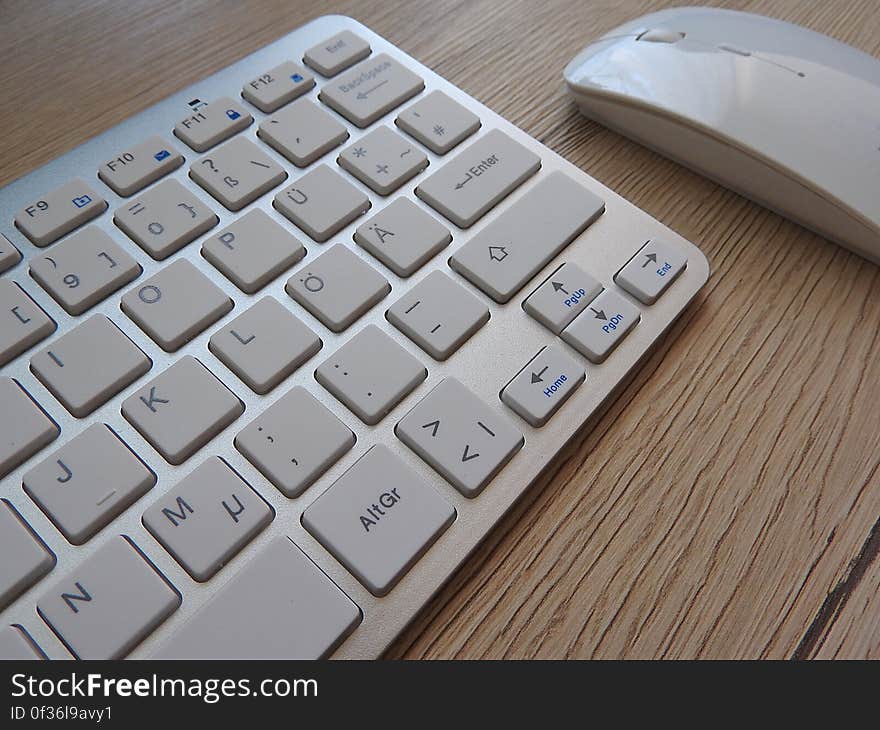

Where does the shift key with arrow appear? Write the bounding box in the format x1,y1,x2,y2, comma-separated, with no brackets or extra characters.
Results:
396,378,523,497
319,53,424,128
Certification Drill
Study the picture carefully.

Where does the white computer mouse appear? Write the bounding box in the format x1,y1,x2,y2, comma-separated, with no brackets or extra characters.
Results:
564,6,880,263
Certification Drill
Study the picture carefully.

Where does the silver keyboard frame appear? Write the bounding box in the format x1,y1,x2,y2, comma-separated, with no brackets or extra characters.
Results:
0,15,709,659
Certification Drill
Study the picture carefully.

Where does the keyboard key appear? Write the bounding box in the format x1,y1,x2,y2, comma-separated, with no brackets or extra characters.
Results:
122,356,243,465
0,626,44,660
235,386,355,498
121,259,233,352
274,164,370,242
303,445,455,596
450,171,605,302
523,262,603,334
304,30,371,77
37,536,179,659
258,99,349,167
354,198,451,277
0,500,55,610
29,226,141,315
561,288,641,363
501,344,586,427
202,210,305,294
0,232,21,273
190,137,287,211
14,178,107,247
315,324,426,425
396,90,481,154
319,53,424,128
615,238,688,305
209,296,321,394
31,315,151,417
174,96,252,152
23,424,155,545
338,126,428,195
286,244,389,332
242,60,315,112
415,129,541,228
0,279,55,366
396,378,523,497
154,536,360,659
114,179,218,260
98,136,184,197
0,378,58,478
386,271,489,360
143,457,273,582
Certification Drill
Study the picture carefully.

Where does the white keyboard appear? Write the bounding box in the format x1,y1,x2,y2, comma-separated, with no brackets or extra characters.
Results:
0,15,709,660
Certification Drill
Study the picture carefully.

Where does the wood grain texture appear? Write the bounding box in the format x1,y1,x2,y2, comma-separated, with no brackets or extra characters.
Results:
2,0,879,659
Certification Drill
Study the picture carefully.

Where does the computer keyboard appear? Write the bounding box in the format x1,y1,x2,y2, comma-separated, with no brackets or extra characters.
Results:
0,15,709,660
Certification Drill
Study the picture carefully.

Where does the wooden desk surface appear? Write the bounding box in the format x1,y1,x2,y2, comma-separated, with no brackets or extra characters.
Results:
3,0,879,659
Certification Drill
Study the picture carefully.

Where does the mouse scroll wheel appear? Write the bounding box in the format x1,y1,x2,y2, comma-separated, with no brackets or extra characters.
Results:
635,29,686,43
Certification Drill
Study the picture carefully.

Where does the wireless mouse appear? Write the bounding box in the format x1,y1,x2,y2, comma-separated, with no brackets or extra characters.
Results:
564,7,880,263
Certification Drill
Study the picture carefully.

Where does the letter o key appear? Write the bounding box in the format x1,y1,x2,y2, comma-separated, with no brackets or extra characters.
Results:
139,285,162,304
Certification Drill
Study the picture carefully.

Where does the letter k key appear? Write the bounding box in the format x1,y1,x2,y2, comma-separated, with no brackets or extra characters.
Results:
140,386,170,413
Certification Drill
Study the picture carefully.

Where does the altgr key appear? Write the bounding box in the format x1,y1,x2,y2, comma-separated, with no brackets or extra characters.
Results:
302,445,456,596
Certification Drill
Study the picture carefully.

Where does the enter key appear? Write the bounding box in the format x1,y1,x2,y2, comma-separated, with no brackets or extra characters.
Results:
501,344,586,427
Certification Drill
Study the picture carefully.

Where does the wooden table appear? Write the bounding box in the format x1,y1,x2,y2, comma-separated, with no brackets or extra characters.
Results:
3,0,879,659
